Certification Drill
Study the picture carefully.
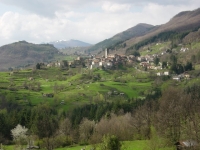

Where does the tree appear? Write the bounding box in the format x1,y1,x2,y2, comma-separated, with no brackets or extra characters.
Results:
191,55,196,63
184,61,193,71
79,118,95,144
0,110,9,143
99,134,121,150
91,113,134,144
31,104,58,139
156,87,183,143
61,60,69,69
131,51,140,57
145,126,169,150
170,54,177,64
162,61,167,69
154,57,160,66
123,43,126,48
11,124,28,147
170,63,178,74
30,104,58,150
36,63,40,69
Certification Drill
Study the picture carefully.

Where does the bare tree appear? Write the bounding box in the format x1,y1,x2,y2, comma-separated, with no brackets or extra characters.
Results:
156,87,183,143
79,118,95,144
91,113,134,144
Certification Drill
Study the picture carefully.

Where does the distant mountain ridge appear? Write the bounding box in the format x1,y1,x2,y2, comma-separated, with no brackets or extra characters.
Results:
88,8,200,54
123,8,200,51
48,39,92,49
87,23,154,52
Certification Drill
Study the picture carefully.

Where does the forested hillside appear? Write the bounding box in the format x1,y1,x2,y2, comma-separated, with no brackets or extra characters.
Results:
87,23,154,53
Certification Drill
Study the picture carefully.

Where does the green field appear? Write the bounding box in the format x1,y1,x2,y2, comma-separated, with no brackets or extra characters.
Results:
0,67,153,111
56,140,174,150
140,42,171,56
4,140,175,150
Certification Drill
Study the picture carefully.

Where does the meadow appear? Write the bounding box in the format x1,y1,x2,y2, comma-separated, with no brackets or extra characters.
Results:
3,140,175,150
0,66,153,111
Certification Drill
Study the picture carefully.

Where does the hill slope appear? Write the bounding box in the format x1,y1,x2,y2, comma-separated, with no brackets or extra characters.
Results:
87,23,154,52
125,8,200,50
0,41,59,71
87,8,200,54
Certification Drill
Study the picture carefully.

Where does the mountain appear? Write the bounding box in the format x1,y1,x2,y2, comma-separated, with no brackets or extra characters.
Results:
123,8,200,51
48,39,92,49
87,23,154,52
88,8,200,54
0,41,59,71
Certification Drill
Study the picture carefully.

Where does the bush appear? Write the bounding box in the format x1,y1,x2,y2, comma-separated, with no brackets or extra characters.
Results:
54,135,73,148
99,134,121,150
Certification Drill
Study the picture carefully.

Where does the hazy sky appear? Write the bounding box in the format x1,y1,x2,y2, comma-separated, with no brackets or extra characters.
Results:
0,0,199,46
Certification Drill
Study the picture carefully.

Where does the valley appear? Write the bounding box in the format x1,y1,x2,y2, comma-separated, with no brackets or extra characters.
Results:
1,7,200,150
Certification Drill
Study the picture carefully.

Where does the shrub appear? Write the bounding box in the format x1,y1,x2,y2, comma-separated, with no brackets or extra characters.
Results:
99,134,121,150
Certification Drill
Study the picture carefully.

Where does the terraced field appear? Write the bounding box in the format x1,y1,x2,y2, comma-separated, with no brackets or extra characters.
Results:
0,67,153,111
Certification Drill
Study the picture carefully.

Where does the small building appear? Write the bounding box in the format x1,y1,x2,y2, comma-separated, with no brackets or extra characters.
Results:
76,56,80,60
172,76,181,81
175,140,198,150
180,47,189,52
148,65,155,69
104,62,113,69
140,62,150,67
157,72,163,76
164,71,169,76
154,66,162,70
184,72,190,79
156,71,170,76
137,57,145,62
90,63,99,69
47,63,54,67
108,54,115,58
55,62,61,67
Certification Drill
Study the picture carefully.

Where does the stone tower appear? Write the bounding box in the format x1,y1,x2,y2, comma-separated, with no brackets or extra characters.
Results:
105,48,108,58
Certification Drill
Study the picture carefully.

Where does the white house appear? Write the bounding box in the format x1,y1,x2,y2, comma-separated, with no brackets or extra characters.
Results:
164,71,169,76
137,57,145,62
157,72,163,76
172,76,181,81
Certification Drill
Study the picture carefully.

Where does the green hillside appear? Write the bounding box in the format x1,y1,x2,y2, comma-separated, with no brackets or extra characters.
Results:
87,23,154,52
0,41,60,71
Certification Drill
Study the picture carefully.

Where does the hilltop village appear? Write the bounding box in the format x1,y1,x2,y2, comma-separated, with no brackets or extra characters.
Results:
45,46,192,81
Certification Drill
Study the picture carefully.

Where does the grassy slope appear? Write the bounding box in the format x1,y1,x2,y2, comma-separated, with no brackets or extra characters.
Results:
3,140,175,150
2,39,200,111
0,67,153,111
140,42,171,56
55,140,174,150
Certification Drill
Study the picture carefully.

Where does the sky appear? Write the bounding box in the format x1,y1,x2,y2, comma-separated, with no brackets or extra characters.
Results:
0,0,199,46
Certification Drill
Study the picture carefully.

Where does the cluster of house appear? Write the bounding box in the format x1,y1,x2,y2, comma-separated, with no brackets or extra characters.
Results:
47,61,61,68
138,55,162,70
180,47,189,52
156,71,191,80
44,48,191,81
87,51,136,69
172,72,191,80
137,55,191,81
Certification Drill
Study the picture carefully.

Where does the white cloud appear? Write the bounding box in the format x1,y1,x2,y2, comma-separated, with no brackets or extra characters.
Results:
0,0,197,17
0,0,200,46
102,2,131,13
